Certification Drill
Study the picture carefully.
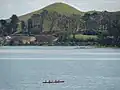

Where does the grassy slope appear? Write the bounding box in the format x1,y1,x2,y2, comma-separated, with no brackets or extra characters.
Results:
70,34,98,40
19,2,83,21
18,2,120,34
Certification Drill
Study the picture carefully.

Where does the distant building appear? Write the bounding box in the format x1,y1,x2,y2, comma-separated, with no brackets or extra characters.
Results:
35,35,58,45
7,35,57,45
5,36,11,40
9,36,36,45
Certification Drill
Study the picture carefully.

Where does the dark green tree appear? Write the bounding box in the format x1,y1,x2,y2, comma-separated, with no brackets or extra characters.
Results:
27,19,32,35
0,20,7,35
82,13,90,30
10,14,19,33
40,10,48,33
21,21,25,30
68,14,83,40
47,11,58,32
108,19,120,42
57,15,71,41
0,19,11,35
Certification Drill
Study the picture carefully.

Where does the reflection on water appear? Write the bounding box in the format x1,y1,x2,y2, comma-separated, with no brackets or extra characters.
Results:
0,46,120,90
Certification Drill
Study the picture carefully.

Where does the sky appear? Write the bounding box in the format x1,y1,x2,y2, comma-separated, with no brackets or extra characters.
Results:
0,0,120,19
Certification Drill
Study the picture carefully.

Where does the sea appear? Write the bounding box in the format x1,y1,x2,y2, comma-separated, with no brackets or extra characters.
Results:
0,46,120,90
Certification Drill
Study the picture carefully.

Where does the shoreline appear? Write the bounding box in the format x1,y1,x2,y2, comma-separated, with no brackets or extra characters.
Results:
0,45,120,48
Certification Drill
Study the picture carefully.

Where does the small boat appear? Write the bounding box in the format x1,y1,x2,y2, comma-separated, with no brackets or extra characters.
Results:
43,80,64,83
74,46,94,49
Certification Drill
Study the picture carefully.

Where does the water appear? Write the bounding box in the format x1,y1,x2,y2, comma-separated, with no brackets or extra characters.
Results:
0,46,120,90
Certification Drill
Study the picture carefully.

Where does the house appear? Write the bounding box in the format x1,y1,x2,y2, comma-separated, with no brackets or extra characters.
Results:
9,36,36,45
35,35,58,45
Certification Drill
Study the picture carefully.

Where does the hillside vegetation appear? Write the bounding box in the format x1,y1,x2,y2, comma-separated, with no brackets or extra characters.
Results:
0,2,120,46
70,34,98,41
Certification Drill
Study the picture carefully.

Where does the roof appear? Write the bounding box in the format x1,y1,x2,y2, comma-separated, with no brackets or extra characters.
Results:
35,35,57,42
11,36,36,42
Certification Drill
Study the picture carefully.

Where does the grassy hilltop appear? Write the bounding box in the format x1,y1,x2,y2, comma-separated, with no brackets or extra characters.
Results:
19,2,83,21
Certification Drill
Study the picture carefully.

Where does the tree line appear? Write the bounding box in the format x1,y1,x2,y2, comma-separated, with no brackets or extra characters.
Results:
0,10,120,46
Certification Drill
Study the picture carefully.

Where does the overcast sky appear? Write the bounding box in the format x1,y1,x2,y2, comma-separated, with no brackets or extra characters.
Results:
0,0,120,19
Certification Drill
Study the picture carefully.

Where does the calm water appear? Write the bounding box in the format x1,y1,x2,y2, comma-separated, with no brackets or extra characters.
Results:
0,46,120,90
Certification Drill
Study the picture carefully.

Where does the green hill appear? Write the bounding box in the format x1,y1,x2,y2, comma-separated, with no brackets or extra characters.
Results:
19,2,83,21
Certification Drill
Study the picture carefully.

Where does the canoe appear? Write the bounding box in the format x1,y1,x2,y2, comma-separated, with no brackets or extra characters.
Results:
43,80,64,83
